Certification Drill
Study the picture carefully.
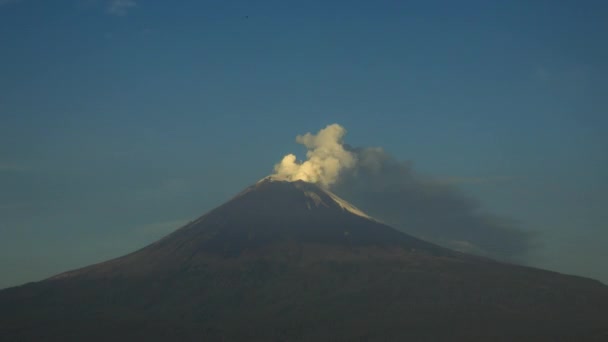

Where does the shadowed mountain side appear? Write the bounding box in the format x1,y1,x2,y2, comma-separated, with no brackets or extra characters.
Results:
1,179,607,341
50,179,451,279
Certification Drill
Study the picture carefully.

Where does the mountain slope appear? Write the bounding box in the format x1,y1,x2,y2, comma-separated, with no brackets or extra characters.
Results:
51,178,451,279
1,179,608,341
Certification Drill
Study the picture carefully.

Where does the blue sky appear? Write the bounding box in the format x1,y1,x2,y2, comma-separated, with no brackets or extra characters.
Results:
1,0,607,288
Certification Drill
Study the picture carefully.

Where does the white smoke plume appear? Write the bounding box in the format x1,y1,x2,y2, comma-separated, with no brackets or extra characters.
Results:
273,124,356,187
272,123,532,261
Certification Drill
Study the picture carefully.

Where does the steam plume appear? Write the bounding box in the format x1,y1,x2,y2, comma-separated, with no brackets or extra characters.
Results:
272,123,533,261
273,124,356,187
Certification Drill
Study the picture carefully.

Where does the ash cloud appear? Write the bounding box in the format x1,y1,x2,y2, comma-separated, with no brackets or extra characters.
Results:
273,124,533,261
333,146,533,261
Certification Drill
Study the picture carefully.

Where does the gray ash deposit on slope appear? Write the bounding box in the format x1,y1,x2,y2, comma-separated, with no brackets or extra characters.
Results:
1,178,608,341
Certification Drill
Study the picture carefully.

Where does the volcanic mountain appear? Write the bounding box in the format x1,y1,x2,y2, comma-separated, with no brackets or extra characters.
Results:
1,178,607,341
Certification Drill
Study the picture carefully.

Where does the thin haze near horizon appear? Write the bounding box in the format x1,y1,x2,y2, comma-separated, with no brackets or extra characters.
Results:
1,0,607,288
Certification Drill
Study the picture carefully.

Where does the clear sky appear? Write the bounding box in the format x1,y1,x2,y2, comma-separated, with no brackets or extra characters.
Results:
1,0,607,288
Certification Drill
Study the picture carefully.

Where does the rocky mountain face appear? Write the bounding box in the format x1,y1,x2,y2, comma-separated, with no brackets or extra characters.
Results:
1,179,607,341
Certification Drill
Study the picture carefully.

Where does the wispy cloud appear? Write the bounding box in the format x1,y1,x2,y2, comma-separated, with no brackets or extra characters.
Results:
107,0,136,16
0,163,25,172
1,0,138,16
0,0,22,6
534,65,591,85
433,176,518,185
130,177,194,203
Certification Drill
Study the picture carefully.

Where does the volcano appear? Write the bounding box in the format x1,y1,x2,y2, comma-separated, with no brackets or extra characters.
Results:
1,178,608,341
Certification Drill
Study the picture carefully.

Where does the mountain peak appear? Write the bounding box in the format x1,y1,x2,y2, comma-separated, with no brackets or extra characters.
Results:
6,178,608,341
51,178,447,280
245,176,371,219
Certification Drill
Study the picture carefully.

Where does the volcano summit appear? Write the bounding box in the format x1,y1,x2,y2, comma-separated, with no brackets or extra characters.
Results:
1,178,607,341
